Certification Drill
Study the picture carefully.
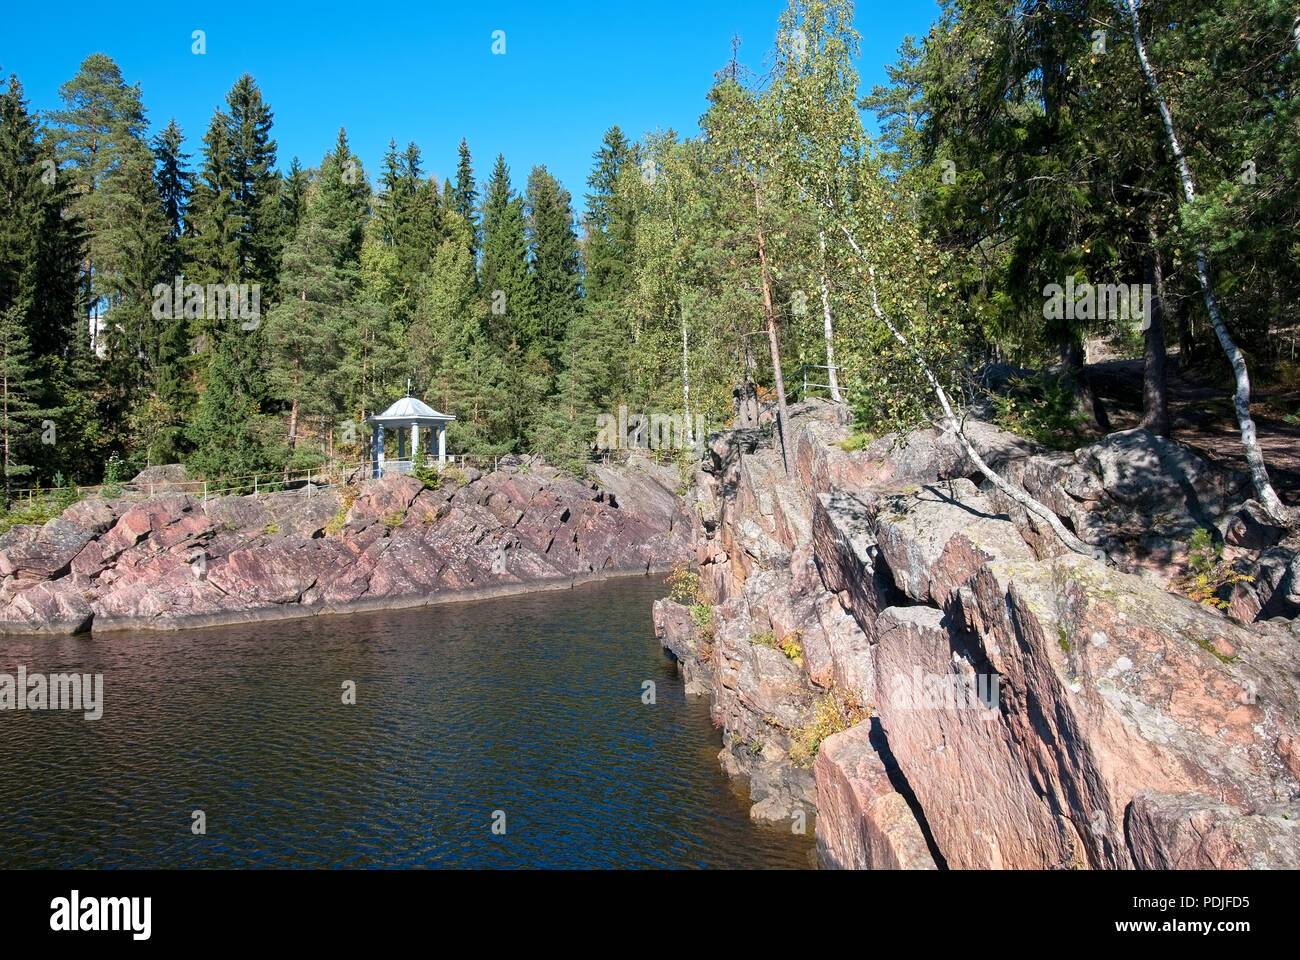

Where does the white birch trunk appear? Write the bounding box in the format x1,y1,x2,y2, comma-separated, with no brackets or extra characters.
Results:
838,224,1107,561
1123,0,1291,525
680,299,694,450
818,231,843,403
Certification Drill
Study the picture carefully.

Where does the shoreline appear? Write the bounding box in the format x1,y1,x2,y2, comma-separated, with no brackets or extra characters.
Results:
2,564,676,639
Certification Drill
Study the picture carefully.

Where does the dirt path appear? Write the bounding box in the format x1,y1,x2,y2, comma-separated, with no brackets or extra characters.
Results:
1089,358,1300,506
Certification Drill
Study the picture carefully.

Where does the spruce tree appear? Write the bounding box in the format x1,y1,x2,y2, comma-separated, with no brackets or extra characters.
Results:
186,75,280,476
478,154,532,349
265,131,368,464
278,157,309,251
152,119,192,276
524,165,580,356
0,75,90,483
0,306,48,505
583,126,636,302
452,138,478,260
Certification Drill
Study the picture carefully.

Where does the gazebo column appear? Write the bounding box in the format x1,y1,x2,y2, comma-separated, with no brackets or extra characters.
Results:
375,423,386,478
412,424,421,467
438,424,447,465
398,425,406,462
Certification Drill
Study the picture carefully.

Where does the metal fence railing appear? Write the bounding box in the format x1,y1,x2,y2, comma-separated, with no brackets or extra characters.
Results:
6,443,659,513
755,364,850,416
4,455,505,508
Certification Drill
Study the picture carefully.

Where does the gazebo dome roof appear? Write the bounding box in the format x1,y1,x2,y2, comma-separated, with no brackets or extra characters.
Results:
367,395,456,424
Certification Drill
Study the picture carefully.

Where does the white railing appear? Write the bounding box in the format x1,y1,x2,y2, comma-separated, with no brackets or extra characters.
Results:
6,453,516,511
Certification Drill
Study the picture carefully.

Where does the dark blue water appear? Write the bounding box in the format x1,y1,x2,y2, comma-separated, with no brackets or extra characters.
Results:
0,577,813,868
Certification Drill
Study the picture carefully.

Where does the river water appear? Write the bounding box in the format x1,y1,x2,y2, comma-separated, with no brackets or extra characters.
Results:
0,577,813,869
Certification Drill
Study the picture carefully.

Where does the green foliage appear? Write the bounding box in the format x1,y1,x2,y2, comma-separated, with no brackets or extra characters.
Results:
1172,529,1254,610
991,374,1090,451
324,510,347,535
689,603,712,631
413,461,442,488
752,629,804,663
6,0,1294,508
100,454,124,498
836,431,873,452
383,510,405,529
0,500,57,534
324,486,358,535
665,562,701,605
789,685,868,768
413,463,469,490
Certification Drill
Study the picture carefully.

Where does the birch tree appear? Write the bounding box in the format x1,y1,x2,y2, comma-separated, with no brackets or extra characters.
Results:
1121,0,1291,525
772,0,867,404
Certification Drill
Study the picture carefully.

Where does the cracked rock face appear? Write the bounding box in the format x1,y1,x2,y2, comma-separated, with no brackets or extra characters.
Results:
0,463,691,635
658,401,1300,870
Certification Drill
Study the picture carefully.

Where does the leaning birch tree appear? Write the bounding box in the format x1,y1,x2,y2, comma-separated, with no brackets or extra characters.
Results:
1121,0,1291,525
824,153,1107,561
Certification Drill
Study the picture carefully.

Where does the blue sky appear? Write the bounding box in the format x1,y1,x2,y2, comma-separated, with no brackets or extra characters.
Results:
3,1,940,201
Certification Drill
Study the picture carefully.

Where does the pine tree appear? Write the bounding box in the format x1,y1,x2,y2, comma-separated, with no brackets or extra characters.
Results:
265,131,369,465
48,53,148,353
99,140,167,441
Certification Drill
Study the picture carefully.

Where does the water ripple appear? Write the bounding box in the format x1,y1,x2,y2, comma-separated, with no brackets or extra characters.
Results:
0,578,812,869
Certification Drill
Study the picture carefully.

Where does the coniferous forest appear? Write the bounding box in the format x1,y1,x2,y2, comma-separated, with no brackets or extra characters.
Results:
1,0,1297,522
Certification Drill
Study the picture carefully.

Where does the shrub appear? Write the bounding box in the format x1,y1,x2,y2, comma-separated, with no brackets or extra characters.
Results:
665,562,701,605
383,510,406,529
836,431,873,452
414,463,469,490
0,501,58,534
991,373,1089,450
54,477,80,513
325,509,348,535
1172,528,1253,610
689,603,712,631
101,453,124,498
676,454,695,496
789,686,868,768
413,462,443,488
754,630,803,662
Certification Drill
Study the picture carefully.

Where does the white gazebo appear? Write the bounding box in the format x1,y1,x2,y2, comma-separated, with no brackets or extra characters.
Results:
367,391,456,478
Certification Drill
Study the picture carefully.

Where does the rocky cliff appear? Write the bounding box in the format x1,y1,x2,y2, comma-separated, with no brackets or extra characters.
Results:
653,402,1300,869
0,458,691,634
